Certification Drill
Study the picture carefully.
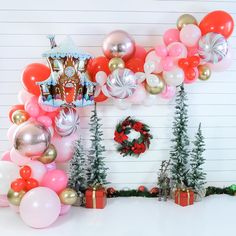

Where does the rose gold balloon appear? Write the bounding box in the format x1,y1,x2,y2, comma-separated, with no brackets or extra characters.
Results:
102,30,135,61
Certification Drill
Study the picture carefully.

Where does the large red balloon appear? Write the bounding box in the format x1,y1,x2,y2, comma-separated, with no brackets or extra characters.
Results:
21,63,51,96
94,90,108,103
199,10,234,38
126,58,144,73
8,104,25,122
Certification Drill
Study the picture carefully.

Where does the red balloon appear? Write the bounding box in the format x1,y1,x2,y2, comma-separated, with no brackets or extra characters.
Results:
8,104,25,122
20,166,32,180
133,45,147,61
11,178,26,192
25,178,39,191
189,56,200,67
126,58,144,73
199,10,234,38
178,58,189,69
87,57,110,82
185,67,196,80
94,91,108,103
21,63,51,96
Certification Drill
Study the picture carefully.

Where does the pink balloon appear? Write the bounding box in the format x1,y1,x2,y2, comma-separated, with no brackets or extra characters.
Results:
9,203,20,213
168,43,183,57
10,148,30,166
127,85,147,104
26,161,47,184
59,204,71,216
161,85,176,99
163,28,180,46
18,90,33,104
155,45,168,57
184,68,199,84
41,170,68,193
0,195,9,207
19,187,61,228
167,42,188,59
145,51,163,73
7,124,18,144
161,56,174,71
37,116,52,127
133,45,147,61
25,96,40,117
1,151,11,161
38,96,58,113
52,134,77,163
180,24,201,47
45,162,56,172
187,47,198,57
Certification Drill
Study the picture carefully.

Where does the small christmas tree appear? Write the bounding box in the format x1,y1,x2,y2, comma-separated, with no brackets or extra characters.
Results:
68,137,87,193
170,84,190,188
87,103,108,187
188,123,206,189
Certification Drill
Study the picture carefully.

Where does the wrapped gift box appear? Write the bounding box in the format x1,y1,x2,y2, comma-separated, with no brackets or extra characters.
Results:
85,187,107,209
175,189,194,207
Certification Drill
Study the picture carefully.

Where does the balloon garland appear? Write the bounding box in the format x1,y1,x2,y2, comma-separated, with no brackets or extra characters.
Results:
114,116,153,157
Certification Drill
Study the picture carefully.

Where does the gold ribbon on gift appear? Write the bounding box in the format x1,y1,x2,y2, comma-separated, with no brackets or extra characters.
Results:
90,184,102,209
176,188,191,205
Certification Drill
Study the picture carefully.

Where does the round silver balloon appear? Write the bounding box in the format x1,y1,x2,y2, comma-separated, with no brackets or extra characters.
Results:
55,107,80,137
198,32,228,64
106,68,138,99
102,30,135,61
14,121,51,158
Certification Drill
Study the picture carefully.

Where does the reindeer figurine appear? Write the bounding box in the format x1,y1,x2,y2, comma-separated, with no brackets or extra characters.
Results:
157,160,171,201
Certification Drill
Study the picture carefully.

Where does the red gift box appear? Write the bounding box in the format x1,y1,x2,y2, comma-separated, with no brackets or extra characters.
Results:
85,187,107,209
174,189,194,207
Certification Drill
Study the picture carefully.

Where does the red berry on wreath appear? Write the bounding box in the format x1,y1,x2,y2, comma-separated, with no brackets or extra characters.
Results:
138,185,147,192
150,187,159,195
107,187,116,196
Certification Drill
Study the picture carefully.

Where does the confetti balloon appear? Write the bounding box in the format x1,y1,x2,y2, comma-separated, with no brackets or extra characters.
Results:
106,68,138,99
55,107,80,137
198,32,228,64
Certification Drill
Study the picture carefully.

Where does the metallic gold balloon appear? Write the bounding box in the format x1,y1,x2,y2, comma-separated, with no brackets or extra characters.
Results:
7,189,25,206
108,58,125,72
59,188,78,205
177,14,198,30
145,75,165,95
198,65,211,81
14,121,51,158
38,144,57,164
12,110,29,125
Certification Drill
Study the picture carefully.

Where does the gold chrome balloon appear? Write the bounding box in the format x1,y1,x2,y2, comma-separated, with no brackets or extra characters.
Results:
198,65,211,81
177,14,198,30
7,189,25,206
59,188,78,205
145,80,165,95
108,58,125,72
38,144,57,164
11,110,29,125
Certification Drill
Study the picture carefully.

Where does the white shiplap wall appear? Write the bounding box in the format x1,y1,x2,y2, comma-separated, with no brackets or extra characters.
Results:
0,0,236,189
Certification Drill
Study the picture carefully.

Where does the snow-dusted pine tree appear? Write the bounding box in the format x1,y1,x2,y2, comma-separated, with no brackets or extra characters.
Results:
170,84,190,188
87,103,108,187
68,137,87,193
188,123,206,189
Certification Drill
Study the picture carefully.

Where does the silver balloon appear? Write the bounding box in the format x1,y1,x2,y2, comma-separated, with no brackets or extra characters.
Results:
102,30,135,61
106,68,138,99
55,107,80,137
14,121,51,158
198,32,228,64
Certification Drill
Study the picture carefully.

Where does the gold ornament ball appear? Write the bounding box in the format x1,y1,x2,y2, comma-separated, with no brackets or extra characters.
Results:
59,188,78,205
198,65,211,81
145,80,165,95
108,58,125,72
177,14,198,30
38,144,57,164
7,189,26,206
12,110,29,125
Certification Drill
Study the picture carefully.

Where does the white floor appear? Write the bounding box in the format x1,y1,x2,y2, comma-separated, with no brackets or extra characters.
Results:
0,195,235,236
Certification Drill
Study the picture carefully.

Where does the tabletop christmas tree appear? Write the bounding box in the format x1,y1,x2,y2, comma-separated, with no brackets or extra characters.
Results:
170,84,190,188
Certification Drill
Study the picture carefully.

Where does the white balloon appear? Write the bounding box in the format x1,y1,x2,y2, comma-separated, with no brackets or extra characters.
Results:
163,67,184,86
0,161,19,195
95,71,107,85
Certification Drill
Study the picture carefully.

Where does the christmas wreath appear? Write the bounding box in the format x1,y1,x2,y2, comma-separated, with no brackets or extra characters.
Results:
114,116,153,157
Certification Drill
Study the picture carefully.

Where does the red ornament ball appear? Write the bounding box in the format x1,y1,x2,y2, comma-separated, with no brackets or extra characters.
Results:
150,187,159,195
138,185,147,192
107,187,116,195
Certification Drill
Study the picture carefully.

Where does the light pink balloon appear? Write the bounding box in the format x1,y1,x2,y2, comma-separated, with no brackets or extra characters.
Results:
45,162,56,172
187,47,198,57
133,45,147,61
127,85,147,104
7,124,18,144
145,51,163,73
155,45,168,57
10,148,30,166
37,116,52,127
161,56,174,71
52,134,77,163
59,204,71,216
163,28,180,46
19,187,61,229
168,43,183,57
1,151,11,161
38,96,58,113
167,42,187,59
25,96,40,118
161,85,176,99
17,90,33,104
41,170,68,194
180,24,201,47
9,203,19,213
0,195,9,207
26,161,47,184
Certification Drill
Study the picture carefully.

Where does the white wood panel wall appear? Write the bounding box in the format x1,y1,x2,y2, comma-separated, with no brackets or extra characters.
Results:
0,0,235,189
